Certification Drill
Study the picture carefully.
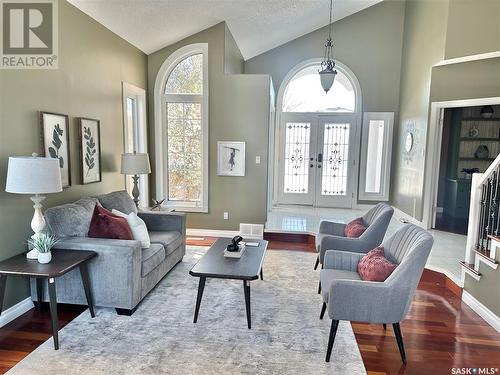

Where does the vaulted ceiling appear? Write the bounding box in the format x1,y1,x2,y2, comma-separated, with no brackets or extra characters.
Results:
68,0,383,59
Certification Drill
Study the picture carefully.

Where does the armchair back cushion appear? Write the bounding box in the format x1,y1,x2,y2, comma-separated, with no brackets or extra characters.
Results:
97,190,137,215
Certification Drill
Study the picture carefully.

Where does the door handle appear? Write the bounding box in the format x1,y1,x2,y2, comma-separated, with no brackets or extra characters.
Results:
317,153,323,163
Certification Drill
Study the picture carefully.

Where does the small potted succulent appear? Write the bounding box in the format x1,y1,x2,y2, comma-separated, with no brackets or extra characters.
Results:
28,233,60,264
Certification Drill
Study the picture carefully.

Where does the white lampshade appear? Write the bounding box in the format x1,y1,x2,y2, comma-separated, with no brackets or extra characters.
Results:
5,156,62,194
121,153,151,175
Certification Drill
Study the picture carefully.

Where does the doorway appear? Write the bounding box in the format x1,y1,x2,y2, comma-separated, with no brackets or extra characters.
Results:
433,104,500,234
277,114,357,208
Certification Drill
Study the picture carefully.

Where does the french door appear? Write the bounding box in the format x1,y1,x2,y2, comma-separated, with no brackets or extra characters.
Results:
277,114,358,208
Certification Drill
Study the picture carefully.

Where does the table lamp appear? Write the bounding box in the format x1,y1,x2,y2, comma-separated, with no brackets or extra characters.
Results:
5,154,63,259
121,152,151,208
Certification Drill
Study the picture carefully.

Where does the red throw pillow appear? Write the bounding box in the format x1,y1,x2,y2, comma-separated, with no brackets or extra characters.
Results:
344,217,367,238
88,204,133,240
357,247,397,282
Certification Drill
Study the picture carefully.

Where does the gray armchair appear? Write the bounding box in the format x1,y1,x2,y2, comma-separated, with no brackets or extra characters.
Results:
315,202,394,271
319,224,433,363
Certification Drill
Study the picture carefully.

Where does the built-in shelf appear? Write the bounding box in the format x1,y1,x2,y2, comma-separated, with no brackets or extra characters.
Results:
458,157,495,161
460,137,500,141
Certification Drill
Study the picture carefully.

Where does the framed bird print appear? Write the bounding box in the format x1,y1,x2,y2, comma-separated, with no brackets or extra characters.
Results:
78,117,102,184
40,111,71,187
217,141,245,177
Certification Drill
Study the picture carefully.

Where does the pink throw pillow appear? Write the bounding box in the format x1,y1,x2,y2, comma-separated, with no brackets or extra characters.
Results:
344,217,367,238
357,247,397,282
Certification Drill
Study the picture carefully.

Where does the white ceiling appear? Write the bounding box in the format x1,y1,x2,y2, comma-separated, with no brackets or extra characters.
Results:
68,0,383,60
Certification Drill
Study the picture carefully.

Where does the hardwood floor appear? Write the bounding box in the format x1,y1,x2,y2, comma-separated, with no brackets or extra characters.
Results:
1,237,499,374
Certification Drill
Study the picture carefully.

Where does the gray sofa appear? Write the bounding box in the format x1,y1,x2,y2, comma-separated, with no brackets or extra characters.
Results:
319,224,434,363
30,191,186,315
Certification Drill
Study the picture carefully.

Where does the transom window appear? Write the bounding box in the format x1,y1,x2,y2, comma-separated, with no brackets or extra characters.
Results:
155,44,208,212
282,65,355,113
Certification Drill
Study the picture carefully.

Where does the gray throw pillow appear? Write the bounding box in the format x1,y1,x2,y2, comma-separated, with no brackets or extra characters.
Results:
45,197,98,237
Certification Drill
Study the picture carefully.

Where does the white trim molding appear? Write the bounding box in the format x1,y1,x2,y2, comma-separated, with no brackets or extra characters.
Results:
462,290,500,333
154,43,209,213
433,51,500,67
0,297,33,328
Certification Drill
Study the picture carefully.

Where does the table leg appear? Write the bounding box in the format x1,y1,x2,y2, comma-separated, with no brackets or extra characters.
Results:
243,280,251,329
0,275,6,315
47,278,59,350
79,264,95,318
35,278,43,311
193,277,206,323
260,268,263,281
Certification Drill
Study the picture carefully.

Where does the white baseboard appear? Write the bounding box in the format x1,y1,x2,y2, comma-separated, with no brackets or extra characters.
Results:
462,290,500,333
0,297,34,328
392,207,424,228
187,228,240,238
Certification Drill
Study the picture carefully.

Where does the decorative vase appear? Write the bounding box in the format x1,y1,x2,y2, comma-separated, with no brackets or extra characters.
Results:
474,145,489,159
37,251,52,264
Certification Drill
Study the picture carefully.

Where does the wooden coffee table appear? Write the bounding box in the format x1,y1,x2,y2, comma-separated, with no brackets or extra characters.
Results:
189,238,268,329
0,249,96,350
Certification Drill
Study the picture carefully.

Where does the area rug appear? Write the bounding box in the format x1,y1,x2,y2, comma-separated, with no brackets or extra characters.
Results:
8,246,366,375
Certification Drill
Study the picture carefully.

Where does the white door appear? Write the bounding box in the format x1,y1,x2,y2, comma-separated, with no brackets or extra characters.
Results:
277,114,357,208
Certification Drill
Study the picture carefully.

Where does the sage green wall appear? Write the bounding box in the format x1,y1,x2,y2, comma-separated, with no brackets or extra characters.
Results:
391,0,449,220
0,0,147,311
244,0,405,113
147,23,271,230
444,0,500,59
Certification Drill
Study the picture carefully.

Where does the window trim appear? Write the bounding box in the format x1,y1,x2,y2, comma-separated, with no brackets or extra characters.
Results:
154,43,209,212
122,82,148,206
358,112,394,201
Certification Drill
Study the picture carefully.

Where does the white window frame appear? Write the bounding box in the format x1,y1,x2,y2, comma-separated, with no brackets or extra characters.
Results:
358,112,394,201
154,43,209,212
122,82,149,206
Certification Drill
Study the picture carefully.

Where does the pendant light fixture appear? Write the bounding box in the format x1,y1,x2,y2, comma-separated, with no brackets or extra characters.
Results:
319,0,337,93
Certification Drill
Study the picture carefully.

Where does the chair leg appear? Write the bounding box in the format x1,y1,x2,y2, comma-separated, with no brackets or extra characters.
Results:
317,280,321,294
383,323,387,330
314,256,320,270
325,319,339,362
320,302,326,320
393,323,407,364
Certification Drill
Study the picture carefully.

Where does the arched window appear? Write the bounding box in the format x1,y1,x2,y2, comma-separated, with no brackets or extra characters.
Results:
282,64,356,113
154,44,208,212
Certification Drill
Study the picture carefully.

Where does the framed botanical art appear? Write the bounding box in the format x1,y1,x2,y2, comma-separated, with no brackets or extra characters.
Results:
217,141,246,177
40,111,71,187
78,118,102,184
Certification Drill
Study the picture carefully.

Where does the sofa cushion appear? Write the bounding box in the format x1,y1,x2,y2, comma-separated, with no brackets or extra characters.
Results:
88,204,133,240
97,190,137,215
45,197,98,237
112,209,150,248
321,269,361,303
149,231,183,255
357,246,397,282
142,243,165,276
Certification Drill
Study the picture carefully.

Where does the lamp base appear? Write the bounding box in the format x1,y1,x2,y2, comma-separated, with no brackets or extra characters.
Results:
132,175,140,208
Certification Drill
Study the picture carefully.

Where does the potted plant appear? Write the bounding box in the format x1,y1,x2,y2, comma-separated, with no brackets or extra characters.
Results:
28,233,60,264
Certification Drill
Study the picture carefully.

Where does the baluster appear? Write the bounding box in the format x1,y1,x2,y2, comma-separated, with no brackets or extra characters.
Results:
482,179,492,250
486,175,496,249
477,184,486,250
495,168,500,236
